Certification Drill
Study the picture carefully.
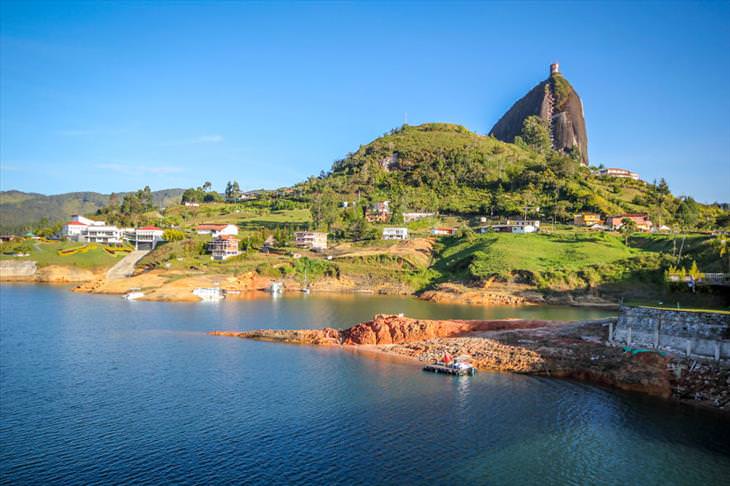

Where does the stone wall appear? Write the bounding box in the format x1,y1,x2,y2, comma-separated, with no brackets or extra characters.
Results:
0,260,37,280
611,306,730,361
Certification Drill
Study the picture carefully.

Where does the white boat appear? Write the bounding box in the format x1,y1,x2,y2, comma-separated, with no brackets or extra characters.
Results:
123,291,144,301
193,287,225,301
268,282,284,294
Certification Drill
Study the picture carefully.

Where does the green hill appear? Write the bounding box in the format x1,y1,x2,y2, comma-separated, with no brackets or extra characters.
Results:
300,123,723,228
0,189,185,233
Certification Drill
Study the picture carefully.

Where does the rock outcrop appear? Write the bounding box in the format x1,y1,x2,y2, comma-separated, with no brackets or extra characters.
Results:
210,314,730,411
490,63,589,165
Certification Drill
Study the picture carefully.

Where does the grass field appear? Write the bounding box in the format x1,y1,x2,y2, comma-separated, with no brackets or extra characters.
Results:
0,240,120,269
430,231,664,289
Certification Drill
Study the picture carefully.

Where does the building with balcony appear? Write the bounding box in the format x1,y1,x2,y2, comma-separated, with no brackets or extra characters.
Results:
208,235,240,260
383,227,408,240
294,231,328,250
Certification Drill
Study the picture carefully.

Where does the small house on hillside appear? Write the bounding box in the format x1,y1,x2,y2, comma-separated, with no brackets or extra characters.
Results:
196,224,239,237
403,212,435,223
574,213,602,226
294,231,328,251
208,235,240,260
506,219,540,230
598,167,640,180
383,227,408,240
431,227,457,236
366,201,391,223
606,214,653,231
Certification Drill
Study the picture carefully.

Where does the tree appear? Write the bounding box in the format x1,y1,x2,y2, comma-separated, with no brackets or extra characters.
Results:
515,116,552,154
163,229,185,241
225,180,241,200
311,188,338,231
656,178,670,195
202,181,212,192
676,196,700,230
620,217,637,245
711,233,730,273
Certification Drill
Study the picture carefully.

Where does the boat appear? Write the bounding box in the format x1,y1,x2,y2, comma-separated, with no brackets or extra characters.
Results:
123,290,144,301
268,282,284,294
193,287,225,301
423,354,477,376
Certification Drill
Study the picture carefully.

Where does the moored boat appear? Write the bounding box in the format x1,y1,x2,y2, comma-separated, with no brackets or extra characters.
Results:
193,287,225,301
423,353,477,376
123,289,144,300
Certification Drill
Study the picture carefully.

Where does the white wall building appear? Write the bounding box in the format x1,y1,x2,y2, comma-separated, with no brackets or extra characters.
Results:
383,227,408,240
506,219,541,230
70,215,105,226
294,231,328,250
62,221,88,239
126,226,165,250
80,225,125,244
511,225,538,234
403,212,435,223
196,224,239,237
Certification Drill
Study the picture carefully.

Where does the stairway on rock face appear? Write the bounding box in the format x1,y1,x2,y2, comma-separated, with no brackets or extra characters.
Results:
544,86,555,146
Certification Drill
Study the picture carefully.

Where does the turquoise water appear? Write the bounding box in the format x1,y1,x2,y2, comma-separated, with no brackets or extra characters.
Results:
1,284,729,485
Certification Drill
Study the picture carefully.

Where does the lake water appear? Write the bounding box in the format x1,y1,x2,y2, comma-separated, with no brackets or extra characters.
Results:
1,284,729,485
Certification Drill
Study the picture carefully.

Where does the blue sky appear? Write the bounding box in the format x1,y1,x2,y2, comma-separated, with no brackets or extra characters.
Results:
1,1,728,202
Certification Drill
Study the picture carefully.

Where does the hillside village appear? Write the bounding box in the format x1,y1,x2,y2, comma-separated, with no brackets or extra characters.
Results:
1,65,728,307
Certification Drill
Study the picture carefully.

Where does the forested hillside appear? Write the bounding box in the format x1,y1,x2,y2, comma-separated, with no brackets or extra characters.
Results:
0,189,184,232
298,123,725,229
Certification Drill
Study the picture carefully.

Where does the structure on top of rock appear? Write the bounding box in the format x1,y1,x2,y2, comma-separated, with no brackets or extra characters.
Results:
490,63,589,165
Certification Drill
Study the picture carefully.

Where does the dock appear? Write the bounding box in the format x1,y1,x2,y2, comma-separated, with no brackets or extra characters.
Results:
423,363,477,376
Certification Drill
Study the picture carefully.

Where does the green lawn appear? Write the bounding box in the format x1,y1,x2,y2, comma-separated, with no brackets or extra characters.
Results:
0,240,120,269
430,231,665,289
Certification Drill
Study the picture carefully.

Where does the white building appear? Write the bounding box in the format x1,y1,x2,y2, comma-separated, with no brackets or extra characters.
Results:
70,215,105,226
431,227,457,236
598,168,640,180
506,219,541,230
126,226,165,250
196,224,239,237
383,227,408,240
511,225,538,234
294,231,328,250
80,225,125,244
62,221,88,239
62,215,107,240
403,212,435,223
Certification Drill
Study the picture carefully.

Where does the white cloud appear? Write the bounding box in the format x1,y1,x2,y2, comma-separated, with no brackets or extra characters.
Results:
95,163,184,175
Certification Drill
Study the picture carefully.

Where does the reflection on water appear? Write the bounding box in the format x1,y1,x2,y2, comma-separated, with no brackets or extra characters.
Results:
1,284,729,485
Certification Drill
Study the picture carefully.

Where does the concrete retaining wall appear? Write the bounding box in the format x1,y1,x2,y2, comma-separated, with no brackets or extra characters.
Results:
0,260,37,279
611,306,730,361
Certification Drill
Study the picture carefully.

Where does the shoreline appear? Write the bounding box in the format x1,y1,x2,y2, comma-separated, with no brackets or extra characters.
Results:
209,314,730,414
1,262,621,309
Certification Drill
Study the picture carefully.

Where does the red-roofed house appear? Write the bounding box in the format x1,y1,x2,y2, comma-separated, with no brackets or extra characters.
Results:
606,214,653,232
196,224,239,237
62,220,88,239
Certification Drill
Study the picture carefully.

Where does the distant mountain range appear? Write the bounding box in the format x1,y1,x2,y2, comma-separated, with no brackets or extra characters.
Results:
0,189,184,232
